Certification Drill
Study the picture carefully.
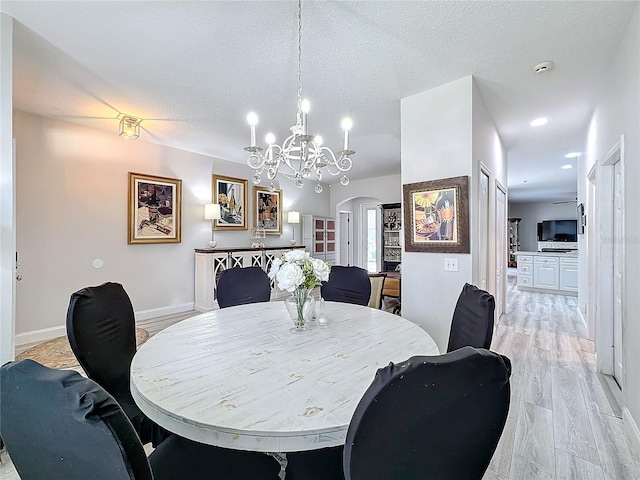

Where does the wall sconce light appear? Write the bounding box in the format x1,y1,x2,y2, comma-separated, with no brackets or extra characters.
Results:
287,211,300,245
118,114,142,140
204,203,222,248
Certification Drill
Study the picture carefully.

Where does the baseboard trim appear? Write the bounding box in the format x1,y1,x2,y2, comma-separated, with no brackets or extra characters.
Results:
15,303,195,348
623,406,640,458
15,325,66,348
134,302,194,322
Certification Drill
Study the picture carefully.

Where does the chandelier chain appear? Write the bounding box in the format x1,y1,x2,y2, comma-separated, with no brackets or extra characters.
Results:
296,0,303,121
243,0,354,193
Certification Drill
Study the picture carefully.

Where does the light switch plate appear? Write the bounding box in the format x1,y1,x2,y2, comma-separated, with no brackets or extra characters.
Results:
444,258,458,272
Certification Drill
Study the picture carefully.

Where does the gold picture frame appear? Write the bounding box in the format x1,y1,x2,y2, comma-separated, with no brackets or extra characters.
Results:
212,174,248,230
253,186,282,235
128,172,182,244
403,175,469,253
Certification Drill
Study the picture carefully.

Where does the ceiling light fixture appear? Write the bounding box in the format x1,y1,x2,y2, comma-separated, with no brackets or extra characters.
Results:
530,117,548,127
565,152,581,158
561,164,573,169
244,0,354,194
118,114,142,140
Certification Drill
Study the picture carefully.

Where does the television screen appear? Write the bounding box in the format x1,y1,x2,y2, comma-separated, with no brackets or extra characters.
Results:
541,220,577,242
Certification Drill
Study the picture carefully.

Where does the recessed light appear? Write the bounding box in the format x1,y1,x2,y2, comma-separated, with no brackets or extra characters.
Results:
565,152,581,158
530,117,548,127
561,164,573,169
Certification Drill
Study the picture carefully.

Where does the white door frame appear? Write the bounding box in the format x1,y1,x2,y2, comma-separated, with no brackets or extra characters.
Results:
0,15,16,365
495,181,508,323
594,135,625,377
338,210,353,266
478,163,492,292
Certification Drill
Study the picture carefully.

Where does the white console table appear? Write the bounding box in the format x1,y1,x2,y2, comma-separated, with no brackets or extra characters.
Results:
194,246,305,312
515,251,578,296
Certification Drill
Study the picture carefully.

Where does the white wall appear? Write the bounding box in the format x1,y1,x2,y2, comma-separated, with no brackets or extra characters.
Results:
13,111,329,344
582,4,640,442
508,201,578,252
400,76,474,351
400,75,506,352
331,174,401,208
0,14,15,364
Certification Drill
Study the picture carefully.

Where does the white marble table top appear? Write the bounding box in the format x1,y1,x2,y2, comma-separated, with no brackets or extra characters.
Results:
130,301,439,452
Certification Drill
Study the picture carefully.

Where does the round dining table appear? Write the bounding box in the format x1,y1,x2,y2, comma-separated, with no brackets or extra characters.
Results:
130,300,439,453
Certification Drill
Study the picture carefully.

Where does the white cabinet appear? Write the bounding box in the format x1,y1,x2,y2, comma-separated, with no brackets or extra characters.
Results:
516,255,533,287
194,246,304,312
559,257,578,292
533,256,560,289
516,252,577,296
302,215,336,264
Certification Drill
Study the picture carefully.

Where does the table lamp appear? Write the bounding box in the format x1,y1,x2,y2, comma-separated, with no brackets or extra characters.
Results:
288,211,300,245
204,203,221,248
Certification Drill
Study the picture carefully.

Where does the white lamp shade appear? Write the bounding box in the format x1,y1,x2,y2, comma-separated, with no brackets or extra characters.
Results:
287,211,300,224
204,203,221,220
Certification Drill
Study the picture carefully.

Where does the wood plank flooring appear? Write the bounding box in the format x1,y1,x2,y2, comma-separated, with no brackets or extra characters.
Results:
2,275,640,479
483,272,640,480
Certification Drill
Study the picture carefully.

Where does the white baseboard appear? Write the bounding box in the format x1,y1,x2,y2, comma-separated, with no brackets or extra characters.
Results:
15,302,195,348
134,302,194,322
623,406,640,458
15,325,67,348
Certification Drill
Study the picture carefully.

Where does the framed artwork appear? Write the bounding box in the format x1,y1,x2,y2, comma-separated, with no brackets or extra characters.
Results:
254,186,282,235
128,172,182,244
212,174,248,230
403,175,469,253
577,202,585,234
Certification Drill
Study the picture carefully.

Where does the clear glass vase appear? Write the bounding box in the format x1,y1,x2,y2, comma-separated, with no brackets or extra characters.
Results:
285,288,313,332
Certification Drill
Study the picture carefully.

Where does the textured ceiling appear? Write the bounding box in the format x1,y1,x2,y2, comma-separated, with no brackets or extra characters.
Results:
2,0,637,202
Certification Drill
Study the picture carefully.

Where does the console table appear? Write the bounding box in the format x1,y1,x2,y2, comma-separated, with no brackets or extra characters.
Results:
194,246,305,312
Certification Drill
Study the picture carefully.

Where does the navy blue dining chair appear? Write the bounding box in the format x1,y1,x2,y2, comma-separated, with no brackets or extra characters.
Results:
285,347,511,480
0,359,282,480
216,266,271,308
321,266,371,306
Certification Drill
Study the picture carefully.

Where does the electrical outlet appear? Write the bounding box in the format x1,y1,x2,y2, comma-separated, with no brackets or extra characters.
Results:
444,258,458,272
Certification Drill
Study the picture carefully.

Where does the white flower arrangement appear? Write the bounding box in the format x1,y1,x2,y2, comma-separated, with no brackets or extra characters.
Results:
268,250,330,293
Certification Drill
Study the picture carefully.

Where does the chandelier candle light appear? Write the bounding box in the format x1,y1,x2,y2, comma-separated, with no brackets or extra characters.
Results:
244,0,355,194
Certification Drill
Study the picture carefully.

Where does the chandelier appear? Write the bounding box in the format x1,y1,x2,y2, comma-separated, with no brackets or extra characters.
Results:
244,0,355,194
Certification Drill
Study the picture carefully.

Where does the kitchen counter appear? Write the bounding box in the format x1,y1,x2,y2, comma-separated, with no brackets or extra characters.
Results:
516,251,577,257
514,251,578,296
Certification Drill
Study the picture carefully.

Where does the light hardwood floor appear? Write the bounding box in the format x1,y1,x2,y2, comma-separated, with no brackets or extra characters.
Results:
2,275,639,479
483,272,640,480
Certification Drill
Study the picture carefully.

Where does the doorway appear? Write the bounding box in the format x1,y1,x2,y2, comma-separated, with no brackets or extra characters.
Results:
592,136,625,386
495,182,507,322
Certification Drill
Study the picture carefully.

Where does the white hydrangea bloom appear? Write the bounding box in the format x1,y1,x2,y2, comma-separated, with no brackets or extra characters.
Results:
276,262,305,292
311,258,330,282
268,257,282,279
284,249,308,263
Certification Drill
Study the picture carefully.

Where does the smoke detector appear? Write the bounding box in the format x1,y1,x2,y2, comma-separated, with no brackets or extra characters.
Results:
533,61,554,73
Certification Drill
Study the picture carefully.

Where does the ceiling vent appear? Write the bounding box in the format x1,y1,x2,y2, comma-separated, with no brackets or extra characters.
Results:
533,61,554,73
